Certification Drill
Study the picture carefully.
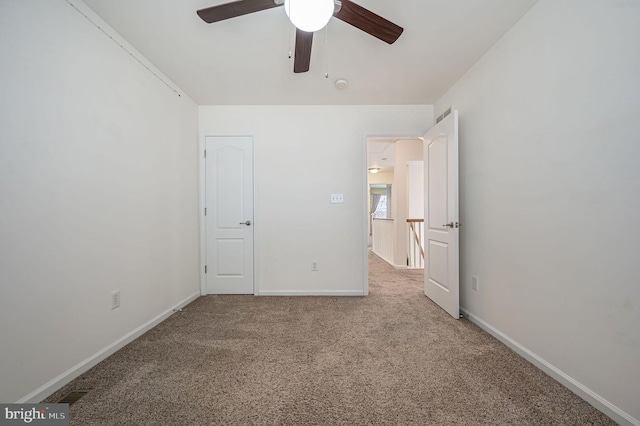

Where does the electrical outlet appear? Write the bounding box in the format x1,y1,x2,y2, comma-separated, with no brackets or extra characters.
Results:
311,261,318,271
471,276,479,292
111,290,121,310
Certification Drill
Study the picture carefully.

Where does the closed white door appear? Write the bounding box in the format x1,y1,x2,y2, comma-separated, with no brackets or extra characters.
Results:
205,136,254,294
424,111,459,318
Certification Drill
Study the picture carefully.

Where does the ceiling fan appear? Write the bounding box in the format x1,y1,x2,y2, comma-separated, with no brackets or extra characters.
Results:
197,0,403,73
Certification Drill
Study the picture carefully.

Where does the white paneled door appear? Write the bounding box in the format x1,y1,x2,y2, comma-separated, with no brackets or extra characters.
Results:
424,111,459,318
205,136,254,294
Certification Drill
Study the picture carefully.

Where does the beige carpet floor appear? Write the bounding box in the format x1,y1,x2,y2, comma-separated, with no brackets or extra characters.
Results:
45,252,615,425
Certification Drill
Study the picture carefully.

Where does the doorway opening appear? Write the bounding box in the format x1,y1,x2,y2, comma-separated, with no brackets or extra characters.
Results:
365,136,424,294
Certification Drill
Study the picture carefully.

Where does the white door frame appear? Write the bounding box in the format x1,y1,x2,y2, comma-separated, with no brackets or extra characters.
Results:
199,133,258,296
362,133,424,296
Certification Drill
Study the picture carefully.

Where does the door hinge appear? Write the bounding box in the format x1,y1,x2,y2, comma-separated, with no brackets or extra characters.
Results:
204,208,207,216
204,265,207,274
204,150,207,158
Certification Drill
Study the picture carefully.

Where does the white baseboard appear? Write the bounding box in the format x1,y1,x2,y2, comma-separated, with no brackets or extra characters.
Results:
392,264,408,270
461,308,639,426
18,291,201,404
256,290,365,296
370,250,406,270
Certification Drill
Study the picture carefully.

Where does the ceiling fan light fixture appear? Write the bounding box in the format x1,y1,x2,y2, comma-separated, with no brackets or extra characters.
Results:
285,0,334,32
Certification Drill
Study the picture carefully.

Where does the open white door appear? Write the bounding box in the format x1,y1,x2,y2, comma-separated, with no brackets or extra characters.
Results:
424,111,459,318
205,136,254,294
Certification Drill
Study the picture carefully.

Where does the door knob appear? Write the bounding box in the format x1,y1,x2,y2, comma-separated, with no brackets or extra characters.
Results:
443,222,454,228
240,220,252,226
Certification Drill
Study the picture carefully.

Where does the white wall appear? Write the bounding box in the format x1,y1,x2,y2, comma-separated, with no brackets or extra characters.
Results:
436,1,640,423
0,1,200,403
200,105,432,294
392,140,423,267
407,162,424,219
368,172,394,186
371,218,395,265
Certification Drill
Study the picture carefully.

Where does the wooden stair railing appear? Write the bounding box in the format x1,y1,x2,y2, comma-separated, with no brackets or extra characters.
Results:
407,219,425,268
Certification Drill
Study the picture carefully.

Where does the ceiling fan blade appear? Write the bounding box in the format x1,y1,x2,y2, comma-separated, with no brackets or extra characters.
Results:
294,29,313,73
197,0,282,24
334,0,403,44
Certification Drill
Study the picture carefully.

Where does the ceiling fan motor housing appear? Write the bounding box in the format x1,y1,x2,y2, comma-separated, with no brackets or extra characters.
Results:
273,0,341,12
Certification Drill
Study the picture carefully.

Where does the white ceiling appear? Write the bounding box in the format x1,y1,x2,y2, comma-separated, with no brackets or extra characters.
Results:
368,138,396,173
82,0,538,105
368,137,424,173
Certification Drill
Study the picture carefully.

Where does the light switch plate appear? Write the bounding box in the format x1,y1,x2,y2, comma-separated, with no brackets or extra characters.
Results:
330,194,344,204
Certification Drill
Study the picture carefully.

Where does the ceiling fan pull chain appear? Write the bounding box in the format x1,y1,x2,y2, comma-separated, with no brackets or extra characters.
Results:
288,23,293,58
325,24,329,78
